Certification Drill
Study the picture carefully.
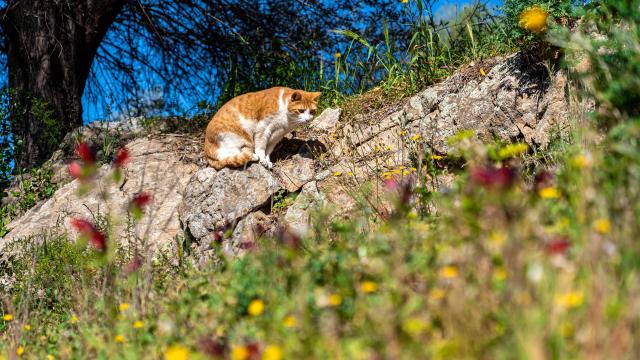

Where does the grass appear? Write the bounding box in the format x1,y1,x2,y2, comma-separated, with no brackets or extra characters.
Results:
3,0,640,359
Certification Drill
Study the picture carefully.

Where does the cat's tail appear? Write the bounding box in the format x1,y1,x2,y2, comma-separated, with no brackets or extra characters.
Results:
206,147,255,170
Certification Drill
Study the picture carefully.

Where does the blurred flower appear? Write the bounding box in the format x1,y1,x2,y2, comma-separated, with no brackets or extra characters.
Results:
411,134,422,141
231,345,249,360
431,155,443,160
538,187,560,199
333,171,342,177
479,67,486,76
16,346,24,356
68,161,83,179
572,153,591,168
283,315,297,328
556,291,584,309
471,166,515,190
527,262,544,283
123,255,143,275
70,218,106,251
402,0,409,4
47,355,55,360
114,147,131,168
133,320,144,329
198,337,226,357
70,315,78,324
115,335,126,343
439,266,459,279
75,142,95,164
164,345,190,360
262,345,283,360
489,230,507,247
360,281,378,293
493,267,508,281
534,170,554,191
402,317,429,337
119,303,130,312
429,287,445,301
519,6,548,34
3,314,12,321
398,130,407,136
129,192,153,219
328,293,342,306
546,237,571,254
347,171,354,176
498,143,528,159
593,218,611,234
334,52,342,58
248,299,265,316
22,324,31,331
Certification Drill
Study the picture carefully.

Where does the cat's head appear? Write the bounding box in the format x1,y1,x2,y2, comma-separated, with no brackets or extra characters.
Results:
287,91,321,122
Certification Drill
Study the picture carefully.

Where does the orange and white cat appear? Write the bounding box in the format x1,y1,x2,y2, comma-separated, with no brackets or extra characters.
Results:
204,87,321,169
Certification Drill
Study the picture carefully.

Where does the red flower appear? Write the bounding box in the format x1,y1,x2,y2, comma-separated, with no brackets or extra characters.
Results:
114,147,130,168
68,161,83,179
75,142,95,164
471,166,516,189
534,170,554,191
70,218,106,251
546,237,571,254
131,192,152,208
123,255,143,274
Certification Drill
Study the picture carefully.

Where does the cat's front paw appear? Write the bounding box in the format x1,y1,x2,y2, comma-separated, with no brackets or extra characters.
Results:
251,153,260,162
257,155,273,169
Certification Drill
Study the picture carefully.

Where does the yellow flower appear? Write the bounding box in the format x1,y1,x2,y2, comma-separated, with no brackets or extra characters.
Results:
328,293,342,306
47,355,55,360
493,267,508,281
519,6,548,34
118,303,129,312
231,345,249,360
3,314,13,321
439,266,459,279
133,320,144,329
115,334,126,343
69,315,78,324
556,291,584,309
398,165,405,170
248,299,265,316
539,187,560,199
428,287,446,301
410,167,417,172
283,315,297,328
573,153,590,168
374,145,382,153
382,171,393,178
593,218,611,234
392,169,401,175
489,230,507,247
479,67,486,76
334,52,342,59
262,345,283,360
361,281,378,293
498,143,529,158
16,346,24,356
411,134,422,141
431,155,443,160
406,211,418,219
386,145,392,151
164,345,190,360
402,170,410,176
398,130,407,136
347,171,354,177
402,0,409,4
22,324,32,331
333,171,342,177
402,317,428,337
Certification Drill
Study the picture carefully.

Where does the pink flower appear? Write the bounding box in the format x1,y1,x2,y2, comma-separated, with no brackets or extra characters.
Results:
68,161,83,179
70,218,106,251
75,142,95,164
470,166,516,189
114,147,130,168
131,192,152,208
545,237,571,254
123,255,143,274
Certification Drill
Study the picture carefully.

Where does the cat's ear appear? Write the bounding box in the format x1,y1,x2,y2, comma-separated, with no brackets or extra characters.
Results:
291,91,302,102
311,92,322,102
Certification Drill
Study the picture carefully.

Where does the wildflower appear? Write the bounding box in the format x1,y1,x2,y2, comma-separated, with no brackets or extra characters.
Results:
70,218,106,251
75,142,96,164
399,130,407,136
573,153,590,168
133,320,144,329
328,293,342,306
114,147,131,168
70,315,78,324
347,171,354,176
198,337,226,357
410,167,417,172
479,67,486,76
402,317,429,337
23,324,31,331
534,170,554,191
16,346,24,356
123,255,143,275
429,287,445,301
493,267,508,281
248,299,265,316
385,145,392,151
471,166,516,190
519,6,548,34
231,345,249,360
283,315,297,328
489,231,507,247
47,355,55,360
68,161,83,179
439,266,459,279
410,134,422,141
164,345,190,360
402,170,410,176
334,52,341,59
119,303,130,312
546,237,571,254
402,0,409,4
333,171,342,177
361,281,378,293
593,218,611,234
115,335,126,343
262,345,283,360
406,211,418,219
3,314,12,321
130,192,153,219
498,143,528,159
392,169,401,175
431,155,443,160
556,291,584,309
539,187,561,199
374,145,382,153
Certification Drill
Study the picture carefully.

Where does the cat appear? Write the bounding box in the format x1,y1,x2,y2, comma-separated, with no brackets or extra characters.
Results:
204,87,321,170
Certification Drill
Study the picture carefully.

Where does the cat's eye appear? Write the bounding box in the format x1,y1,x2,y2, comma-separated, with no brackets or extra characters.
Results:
297,109,306,114
309,109,316,115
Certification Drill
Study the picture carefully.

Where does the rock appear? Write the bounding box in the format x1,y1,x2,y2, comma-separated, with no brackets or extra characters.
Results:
227,211,274,256
273,155,316,192
1,135,199,253
310,108,341,132
284,181,325,237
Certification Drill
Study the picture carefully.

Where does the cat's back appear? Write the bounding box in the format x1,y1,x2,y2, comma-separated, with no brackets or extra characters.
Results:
215,87,290,121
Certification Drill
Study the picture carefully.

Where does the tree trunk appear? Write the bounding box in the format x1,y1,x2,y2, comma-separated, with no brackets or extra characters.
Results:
3,0,126,169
